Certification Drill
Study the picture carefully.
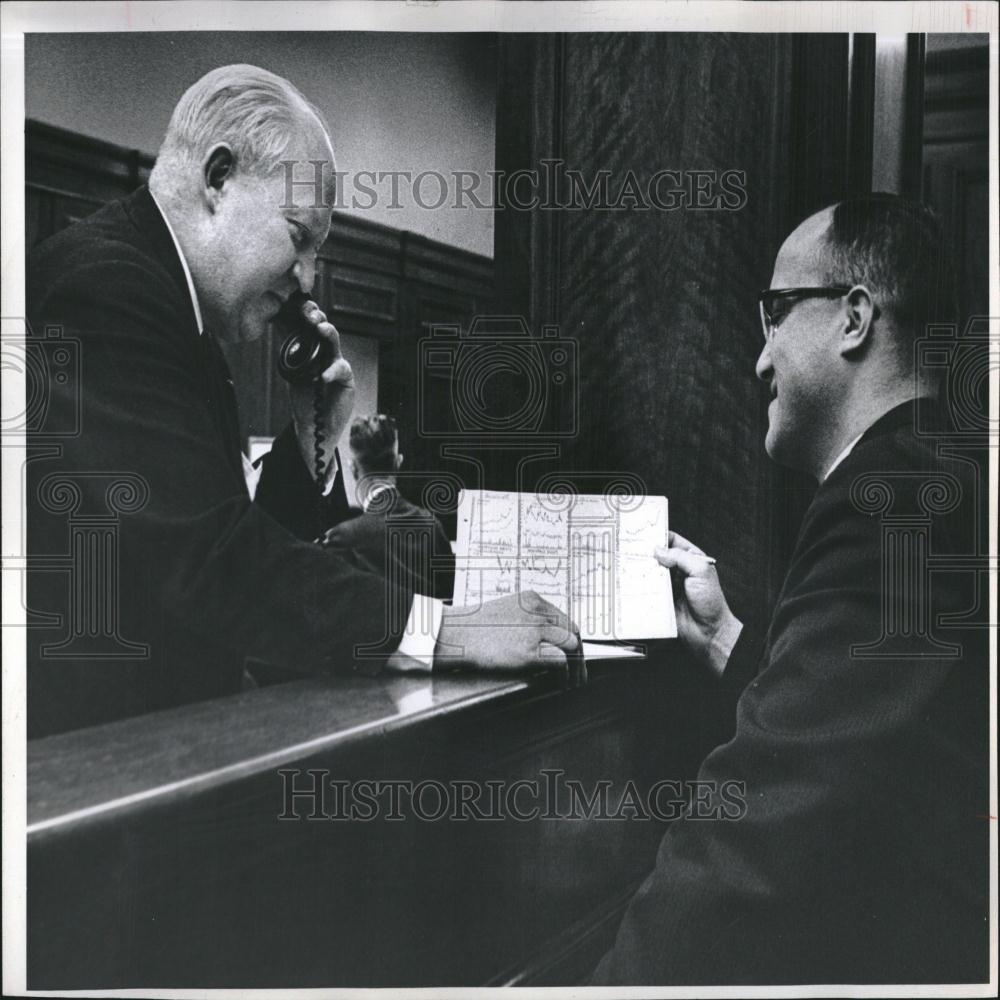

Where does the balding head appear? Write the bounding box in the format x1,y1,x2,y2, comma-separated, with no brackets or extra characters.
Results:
771,207,836,285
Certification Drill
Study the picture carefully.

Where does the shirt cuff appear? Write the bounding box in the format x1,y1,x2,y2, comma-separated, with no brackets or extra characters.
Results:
392,594,443,671
321,449,342,497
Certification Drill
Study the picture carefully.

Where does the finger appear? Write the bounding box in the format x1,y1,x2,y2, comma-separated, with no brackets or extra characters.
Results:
519,589,544,611
297,298,326,324
541,620,582,655
306,304,328,325
667,530,705,556
537,641,568,662
654,545,716,578
321,357,355,387
531,596,578,637
318,318,341,344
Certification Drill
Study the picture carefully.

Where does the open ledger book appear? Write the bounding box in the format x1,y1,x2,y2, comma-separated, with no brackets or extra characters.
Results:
454,489,676,642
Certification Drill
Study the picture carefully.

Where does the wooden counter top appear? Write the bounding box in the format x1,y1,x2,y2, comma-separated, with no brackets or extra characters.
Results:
28,669,556,839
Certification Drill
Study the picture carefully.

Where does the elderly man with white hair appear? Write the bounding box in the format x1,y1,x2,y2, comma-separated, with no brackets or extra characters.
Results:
26,64,582,737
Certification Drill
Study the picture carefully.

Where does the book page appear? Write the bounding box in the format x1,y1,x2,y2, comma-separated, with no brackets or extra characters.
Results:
454,489,676,641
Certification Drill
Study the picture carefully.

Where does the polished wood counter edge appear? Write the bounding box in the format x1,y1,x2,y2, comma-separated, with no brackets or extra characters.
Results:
27,666,624,840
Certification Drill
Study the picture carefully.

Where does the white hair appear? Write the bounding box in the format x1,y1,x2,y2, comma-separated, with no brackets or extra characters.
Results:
150,64,332,191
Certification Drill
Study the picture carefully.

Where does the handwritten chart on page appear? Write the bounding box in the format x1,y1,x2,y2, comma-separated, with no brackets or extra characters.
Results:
454,490,676,641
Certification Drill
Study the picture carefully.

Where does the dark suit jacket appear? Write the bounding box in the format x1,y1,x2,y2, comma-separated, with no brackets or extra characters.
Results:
592,401,989,985
26,187,410,738
323,488,455,601
321,487,455,600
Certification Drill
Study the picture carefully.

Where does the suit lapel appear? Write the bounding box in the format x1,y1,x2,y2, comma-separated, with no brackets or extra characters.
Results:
123,187,245,484
122,187,202,339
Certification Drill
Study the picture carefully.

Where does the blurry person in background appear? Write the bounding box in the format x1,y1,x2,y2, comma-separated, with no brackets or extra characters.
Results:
321,414,455,601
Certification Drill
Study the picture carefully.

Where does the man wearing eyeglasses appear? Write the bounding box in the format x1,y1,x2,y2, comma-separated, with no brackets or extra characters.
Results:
592,193,988,985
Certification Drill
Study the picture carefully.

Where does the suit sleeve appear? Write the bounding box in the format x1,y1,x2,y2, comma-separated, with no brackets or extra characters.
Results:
317,517,385,582
321,507,455,601
29,257,411,679
590,476,979,984
717,623,762,717
255,424,352,541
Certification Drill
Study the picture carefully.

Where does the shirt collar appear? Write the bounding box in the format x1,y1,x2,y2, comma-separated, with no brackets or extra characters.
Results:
821,432,864,482
149,190,205,336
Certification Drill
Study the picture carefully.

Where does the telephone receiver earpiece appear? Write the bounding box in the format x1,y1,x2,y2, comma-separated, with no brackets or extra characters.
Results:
275,291,334,384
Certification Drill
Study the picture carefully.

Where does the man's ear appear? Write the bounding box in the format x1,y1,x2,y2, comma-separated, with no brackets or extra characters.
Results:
839,285,876,358
350,459,359,482
203,145,234,211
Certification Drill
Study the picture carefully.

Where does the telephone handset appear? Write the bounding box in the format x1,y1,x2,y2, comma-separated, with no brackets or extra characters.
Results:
274,291,334,505
276,291,335,384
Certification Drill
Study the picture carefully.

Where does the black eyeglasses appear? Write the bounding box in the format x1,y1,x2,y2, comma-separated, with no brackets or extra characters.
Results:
758,286,852,342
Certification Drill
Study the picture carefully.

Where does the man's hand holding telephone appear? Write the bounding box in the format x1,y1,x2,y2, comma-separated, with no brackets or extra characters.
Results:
275,291,355,487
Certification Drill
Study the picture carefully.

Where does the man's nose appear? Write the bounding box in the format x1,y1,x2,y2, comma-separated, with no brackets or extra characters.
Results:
292,255,316,295
754,339,773,383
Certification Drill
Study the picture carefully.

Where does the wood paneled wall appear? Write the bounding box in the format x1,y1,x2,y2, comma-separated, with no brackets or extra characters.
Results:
921,43,990,321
